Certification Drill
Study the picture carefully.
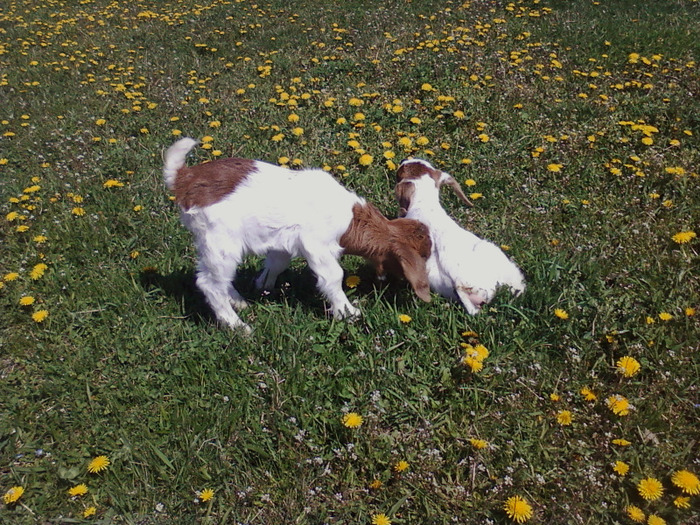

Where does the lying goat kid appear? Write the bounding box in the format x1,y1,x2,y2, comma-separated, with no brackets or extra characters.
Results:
163,138,432,332
396,159,525,314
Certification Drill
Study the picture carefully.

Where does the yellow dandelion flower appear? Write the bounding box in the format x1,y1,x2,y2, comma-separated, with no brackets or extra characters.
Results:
83,506,96,517
673,496,690,509
463,356,483,373
556,410,573,426
671,231,696,244
612,438,631,446
470,192,483,200
478,133,490,143
671,469,699,495
550,393,561,402
371,513,391,525
103,179,124,188
394,460,409,473
647,515,665,525
32,310,48,323
359,154,374,166
348,97,363,107
554,308,569,320
658,312,673,321
19,296,35,306
3,486,24,504
95,118,106,126
685,307,696,316
87,455,110,473
503,495,533,523
547,163,563,172
637,477,664,501
613,461,629,476
616,356,641,377
30,263,48,280
606,395,631,416
421,83,434,91
625,505,645,522
33,235,48,244
199,488,214,502
345,275,360,288
4,272,20,282
465,178,477,186
469,438,488,450
72,207,86,216
291,127,304,137
398,314,412,324
342,412,363,429
472,344,489,361
68,484,88,497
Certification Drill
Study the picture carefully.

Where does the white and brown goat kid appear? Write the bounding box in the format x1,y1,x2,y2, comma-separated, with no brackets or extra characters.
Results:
163,138,432,332
395,159,525,314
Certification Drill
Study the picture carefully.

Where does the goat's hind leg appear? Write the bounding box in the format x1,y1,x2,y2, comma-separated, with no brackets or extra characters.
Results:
255,250,292,291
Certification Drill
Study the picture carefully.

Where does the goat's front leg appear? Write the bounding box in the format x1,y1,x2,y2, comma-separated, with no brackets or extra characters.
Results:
455,285,486,315
304,248,360,319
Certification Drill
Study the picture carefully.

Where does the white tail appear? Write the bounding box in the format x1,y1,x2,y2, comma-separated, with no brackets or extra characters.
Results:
163,137,198,190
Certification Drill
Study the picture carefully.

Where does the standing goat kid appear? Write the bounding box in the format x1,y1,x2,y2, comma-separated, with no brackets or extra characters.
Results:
163,138,432,332
396,159,525,314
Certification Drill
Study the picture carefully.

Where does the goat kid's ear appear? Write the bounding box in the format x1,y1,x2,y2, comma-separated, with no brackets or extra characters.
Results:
395,181,415,217
395,246,431,303
438,172,474,207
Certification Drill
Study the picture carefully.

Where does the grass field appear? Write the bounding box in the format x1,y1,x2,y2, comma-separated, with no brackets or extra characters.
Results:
1,0,699,523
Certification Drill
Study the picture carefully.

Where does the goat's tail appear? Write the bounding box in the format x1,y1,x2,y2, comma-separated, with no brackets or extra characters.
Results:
163,137,198,191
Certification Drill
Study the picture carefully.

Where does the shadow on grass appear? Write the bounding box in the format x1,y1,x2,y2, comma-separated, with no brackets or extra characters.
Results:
138,261,422,327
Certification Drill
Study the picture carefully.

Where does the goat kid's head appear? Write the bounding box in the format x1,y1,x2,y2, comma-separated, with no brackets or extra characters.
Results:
379,218,432,303
395,159,473,217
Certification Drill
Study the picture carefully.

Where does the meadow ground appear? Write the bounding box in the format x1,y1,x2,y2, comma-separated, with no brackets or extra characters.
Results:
1,0,699,523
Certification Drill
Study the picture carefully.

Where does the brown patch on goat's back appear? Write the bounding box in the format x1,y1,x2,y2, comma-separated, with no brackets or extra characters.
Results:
396,161,441,185
174,157,256,210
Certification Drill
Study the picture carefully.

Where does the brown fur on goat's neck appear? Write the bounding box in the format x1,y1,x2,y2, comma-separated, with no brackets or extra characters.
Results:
174,157,255,210
340,203,432,302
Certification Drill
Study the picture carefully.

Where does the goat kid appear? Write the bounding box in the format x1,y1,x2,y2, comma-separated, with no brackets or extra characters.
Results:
395,159,525,314
163,138,432,332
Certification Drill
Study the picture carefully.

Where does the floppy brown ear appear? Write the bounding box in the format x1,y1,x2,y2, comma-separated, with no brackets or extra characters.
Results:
395,181,415,218
394,243,431,302
440,174,473,207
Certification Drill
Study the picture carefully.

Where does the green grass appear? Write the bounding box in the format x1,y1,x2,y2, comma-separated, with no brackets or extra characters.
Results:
1,0,699,523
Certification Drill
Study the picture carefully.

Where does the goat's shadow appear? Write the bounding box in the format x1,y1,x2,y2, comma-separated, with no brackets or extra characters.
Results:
139,261,420,327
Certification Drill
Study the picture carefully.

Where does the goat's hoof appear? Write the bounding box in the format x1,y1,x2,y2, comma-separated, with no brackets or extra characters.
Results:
231,323,253,335
230,298,250,310
334,306,361,320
